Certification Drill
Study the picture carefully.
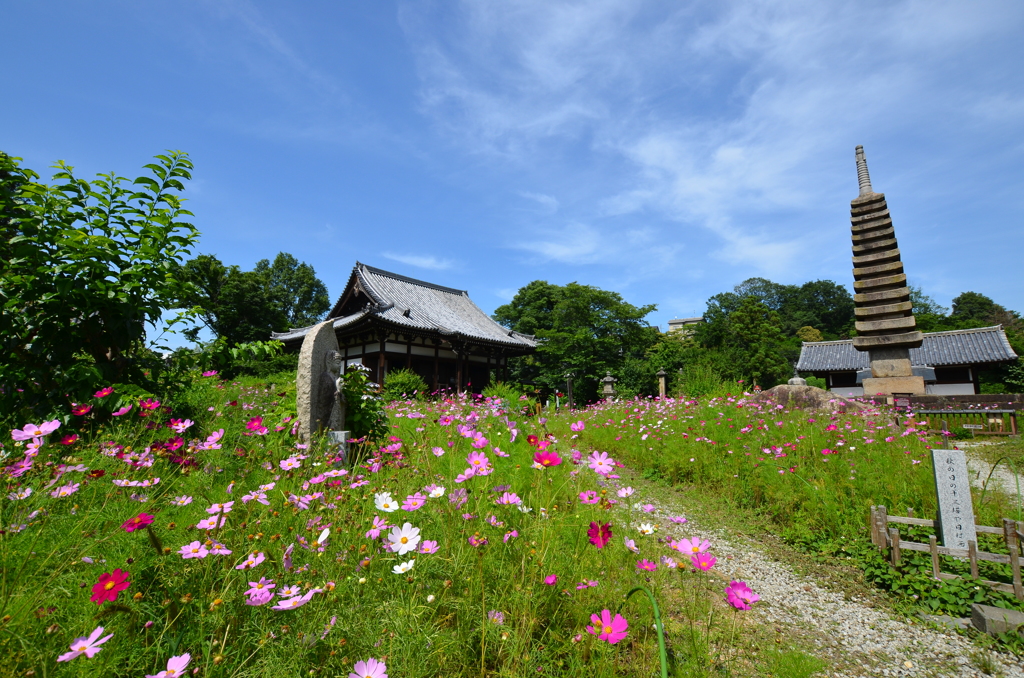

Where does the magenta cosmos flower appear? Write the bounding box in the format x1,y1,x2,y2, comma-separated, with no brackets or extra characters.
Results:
71,403,92,416
587,609,628,644
111,405,133,416
587,522,612,549
725,580,760,610
544,574,558,585
11,420,60,441
349,657,388,678
90,569,130,605
692,553,717,571
94,386,115,398
570,420,585,432
636,559,657,571
578,490,600,504
57,625,113,662
139,398,161,410
676,537,711,555
146,652,191,678
533,450,562,467
122,513,154,533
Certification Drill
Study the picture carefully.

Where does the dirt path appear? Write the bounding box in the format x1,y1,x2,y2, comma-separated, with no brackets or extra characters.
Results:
625,475,1024,678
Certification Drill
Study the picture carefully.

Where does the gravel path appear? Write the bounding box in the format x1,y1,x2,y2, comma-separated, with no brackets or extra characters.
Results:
631,487,1024,678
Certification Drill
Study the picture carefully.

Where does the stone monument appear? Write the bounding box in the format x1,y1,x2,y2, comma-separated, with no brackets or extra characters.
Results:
296,320,348,446
849,145,926,396
600,371,617,398
930,447,977,550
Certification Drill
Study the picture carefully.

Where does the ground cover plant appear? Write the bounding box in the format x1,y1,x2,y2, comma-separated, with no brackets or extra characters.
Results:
0,372,782,677
557,392,1024,629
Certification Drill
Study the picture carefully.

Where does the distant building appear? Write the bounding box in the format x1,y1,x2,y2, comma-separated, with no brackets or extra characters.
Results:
272,263,537,392
797,326,1017,396
667,317,703,335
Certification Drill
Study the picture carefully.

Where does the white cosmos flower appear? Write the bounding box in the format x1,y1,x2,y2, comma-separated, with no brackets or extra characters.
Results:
375,492,397,513
393,559,415,574
428,486,446,498
315,528,330,547
387,522,421,556
638,523,655,535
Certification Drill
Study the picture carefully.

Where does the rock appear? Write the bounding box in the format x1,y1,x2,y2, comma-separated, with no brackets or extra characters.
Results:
296,320,346,443
752,384,872,412
971,603,1024,636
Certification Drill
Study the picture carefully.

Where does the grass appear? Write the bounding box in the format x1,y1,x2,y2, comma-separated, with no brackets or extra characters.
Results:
3,372,1021,675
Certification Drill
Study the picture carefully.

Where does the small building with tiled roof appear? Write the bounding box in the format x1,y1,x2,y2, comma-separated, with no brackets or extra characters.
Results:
272,263,536,393
797,326,1018,396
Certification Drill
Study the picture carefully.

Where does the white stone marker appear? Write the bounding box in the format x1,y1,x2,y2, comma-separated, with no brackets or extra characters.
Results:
930,448,977,550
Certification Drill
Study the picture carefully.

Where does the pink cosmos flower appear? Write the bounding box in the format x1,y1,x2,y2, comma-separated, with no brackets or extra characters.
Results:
245,577,276,597
636,559,657,571
90,569,130,605
196,516,226,530
544,574,558,585
676,537,711,555
139,398,161,410
179,541,209,559
12,420,60,440
57,625,113,662
432,446,445,457
169,418,194,433
495,491,522,505
246,589,274,606
209,541,232,556
503,530,519,543
466,451,490,471
280,456,302,471
59,433,79,445
202,370,218,377
122,513,154,533
145,652,190,678
468,534,488,547
402,493,427,511
206,502,234,515
349,657,388,678
283,544,294,570
71,403,92,416
587,522,612,548
579,490,600,504
668,516,688,524
94,386,115,398
587,451,615,475
570,420,585,432
623,537,639,553
111,405,133,416
533,450,562,467
616,486,634,497
50,483,80,498
418,540,439,554
271,588,322,611
692,553,717,571
725,580,760,610
587,609,628,644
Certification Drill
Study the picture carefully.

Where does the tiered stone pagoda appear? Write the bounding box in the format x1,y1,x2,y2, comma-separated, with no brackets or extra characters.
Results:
849,145,926,396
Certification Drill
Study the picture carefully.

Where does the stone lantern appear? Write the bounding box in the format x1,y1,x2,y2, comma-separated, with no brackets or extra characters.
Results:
600,371,617,398
657,369,667,398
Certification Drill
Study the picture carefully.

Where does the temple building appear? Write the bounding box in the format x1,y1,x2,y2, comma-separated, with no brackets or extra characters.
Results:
271,263,537,392
797,325,1018,396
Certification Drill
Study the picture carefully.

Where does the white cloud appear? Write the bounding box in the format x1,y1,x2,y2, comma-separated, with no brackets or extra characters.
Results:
382,252,454,270
400,0,1023,276
518,191,560,213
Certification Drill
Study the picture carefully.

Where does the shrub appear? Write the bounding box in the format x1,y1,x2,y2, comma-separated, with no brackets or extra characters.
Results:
382,367,429,401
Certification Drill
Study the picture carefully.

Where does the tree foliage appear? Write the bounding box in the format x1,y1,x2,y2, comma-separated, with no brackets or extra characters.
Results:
494,281,658,402
179,252,329,345
0,151,199,419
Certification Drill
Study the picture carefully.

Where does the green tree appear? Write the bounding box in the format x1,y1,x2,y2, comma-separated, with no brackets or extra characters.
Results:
179,252,329,345
726,297,792,386
951,291,1002,327
253,252,331,328
0,151,198,418
494,282,658,402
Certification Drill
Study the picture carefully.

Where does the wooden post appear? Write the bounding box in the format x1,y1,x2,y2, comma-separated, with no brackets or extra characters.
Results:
870,506,878,547
907,507,914,518
889,527,901,566
1005,518,1022,600
968,539,979,578
377,336,386,387
433,344,439,391
875,506,889,552
929,536,941,579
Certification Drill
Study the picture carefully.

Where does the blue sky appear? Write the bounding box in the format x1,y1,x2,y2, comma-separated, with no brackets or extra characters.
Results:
5,1,1023,346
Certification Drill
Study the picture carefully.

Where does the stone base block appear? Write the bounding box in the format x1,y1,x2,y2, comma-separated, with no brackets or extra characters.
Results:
861,376,926,396
971,603,1024,636
871,358,913,378
852,331,924,350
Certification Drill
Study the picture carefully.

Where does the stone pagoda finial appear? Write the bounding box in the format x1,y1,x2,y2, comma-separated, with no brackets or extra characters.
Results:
848,145,925,396
855,145,873,196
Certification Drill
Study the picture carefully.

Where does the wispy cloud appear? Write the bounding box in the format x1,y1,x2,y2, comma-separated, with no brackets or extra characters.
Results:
518,191,559,213
382,252,454,270
400,0,1023,276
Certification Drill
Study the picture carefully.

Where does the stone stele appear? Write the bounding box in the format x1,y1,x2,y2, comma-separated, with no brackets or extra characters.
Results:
296,320,346,443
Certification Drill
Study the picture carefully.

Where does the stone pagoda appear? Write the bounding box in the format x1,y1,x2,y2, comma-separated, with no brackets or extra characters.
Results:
849,145,926,396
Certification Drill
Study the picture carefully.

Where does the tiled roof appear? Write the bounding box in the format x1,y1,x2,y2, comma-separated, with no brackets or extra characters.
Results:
272,263,537,350
797,326,1017,371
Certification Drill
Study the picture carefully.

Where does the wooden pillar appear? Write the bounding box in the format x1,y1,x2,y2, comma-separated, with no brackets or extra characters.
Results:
378,336,386,386
406,338,412,369
456,352,463,394
433,344,439,391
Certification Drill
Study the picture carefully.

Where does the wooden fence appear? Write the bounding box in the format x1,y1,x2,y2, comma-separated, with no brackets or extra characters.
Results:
869,505,1024,601
913,409,1018,436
